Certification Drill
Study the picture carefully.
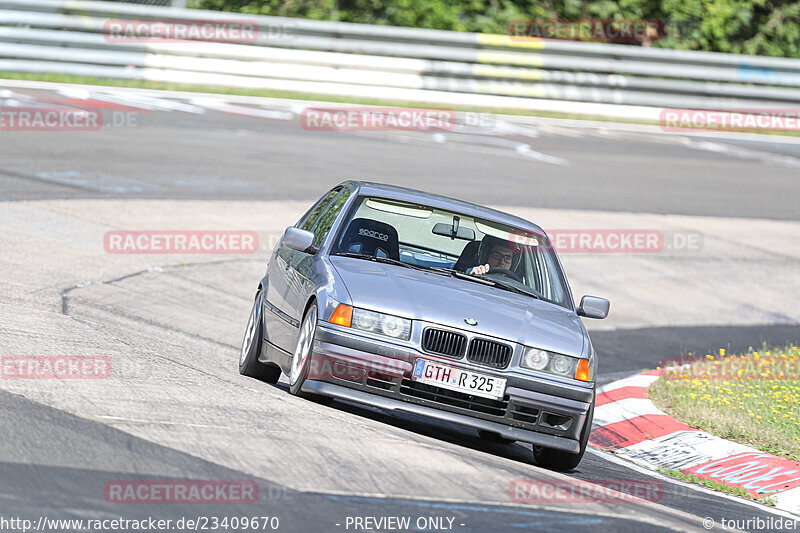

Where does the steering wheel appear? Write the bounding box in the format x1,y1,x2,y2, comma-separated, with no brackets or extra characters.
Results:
486,267,523,282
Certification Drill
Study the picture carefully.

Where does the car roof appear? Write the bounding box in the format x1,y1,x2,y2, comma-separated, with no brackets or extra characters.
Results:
342,180,546,235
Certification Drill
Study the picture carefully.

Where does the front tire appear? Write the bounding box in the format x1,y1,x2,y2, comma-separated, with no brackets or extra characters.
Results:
533,402,594,471
289,303,322,398
239,289,281,383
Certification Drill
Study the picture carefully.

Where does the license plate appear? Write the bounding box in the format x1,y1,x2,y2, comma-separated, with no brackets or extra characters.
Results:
411,359,506,400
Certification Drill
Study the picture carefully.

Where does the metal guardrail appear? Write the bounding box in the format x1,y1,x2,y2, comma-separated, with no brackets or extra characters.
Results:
1,0,800,118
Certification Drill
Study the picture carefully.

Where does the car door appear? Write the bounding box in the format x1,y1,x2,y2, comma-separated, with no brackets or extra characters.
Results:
263,187,341,353
284,187,352,341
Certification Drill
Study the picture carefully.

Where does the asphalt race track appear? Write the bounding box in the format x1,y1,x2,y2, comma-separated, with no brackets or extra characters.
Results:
1,81,799,532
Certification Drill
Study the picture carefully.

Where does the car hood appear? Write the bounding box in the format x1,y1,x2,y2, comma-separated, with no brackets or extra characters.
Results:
329,256,586,357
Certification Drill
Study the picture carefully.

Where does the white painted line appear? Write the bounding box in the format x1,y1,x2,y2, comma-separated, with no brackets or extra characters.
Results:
515,143,569,165
6,78,800,151
599,373,659,393
593,397,666,427
0,76,660,121
683,138,800,168
773,487,800,515
189,97,294,120
500,114,800,146
593,371,800,516
617,430,756,471
586,447,800,521
77,89,206,114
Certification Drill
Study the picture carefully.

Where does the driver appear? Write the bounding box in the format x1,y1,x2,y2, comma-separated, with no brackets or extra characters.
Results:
466,236,518,276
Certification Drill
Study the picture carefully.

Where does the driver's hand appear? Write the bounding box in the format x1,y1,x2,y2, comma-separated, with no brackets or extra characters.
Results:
468,264,491,275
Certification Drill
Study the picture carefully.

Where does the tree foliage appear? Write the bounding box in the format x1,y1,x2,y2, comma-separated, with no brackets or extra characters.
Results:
192,0,800,57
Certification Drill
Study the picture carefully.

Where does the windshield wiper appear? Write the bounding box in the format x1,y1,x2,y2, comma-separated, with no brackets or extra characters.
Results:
486,278,541,299
426,266,498,286
429,267,540,298
334,252,444,274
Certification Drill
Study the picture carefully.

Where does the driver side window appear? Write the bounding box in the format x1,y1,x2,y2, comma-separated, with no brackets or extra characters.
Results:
310,189,351,248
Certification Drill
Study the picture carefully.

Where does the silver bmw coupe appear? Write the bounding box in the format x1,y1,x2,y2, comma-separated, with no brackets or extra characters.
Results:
239,181,609,470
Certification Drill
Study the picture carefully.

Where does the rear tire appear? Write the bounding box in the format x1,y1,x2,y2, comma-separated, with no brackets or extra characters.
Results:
239,289,281,383
532,402,594,471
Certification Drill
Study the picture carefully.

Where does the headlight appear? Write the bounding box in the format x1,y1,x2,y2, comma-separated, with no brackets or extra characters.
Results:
380,314,408,338
521,348,549,370
351,308,411,340
353,308,379,330
551,354,574,376
521,347,590,381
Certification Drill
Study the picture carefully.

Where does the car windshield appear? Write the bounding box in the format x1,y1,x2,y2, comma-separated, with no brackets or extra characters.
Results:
331,195,572,309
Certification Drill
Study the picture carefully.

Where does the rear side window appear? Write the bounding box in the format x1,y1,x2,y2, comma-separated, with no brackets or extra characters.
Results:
311,190,351,247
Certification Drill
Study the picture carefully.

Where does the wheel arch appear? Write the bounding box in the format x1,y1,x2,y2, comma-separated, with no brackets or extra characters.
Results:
302,294,319,321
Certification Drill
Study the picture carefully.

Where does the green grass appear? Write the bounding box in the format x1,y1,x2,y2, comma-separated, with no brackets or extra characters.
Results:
658,467,776,505
650,345,800,461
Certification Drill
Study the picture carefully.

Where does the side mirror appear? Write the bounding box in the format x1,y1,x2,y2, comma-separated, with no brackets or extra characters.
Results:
283,226,316,254
577,296,610,319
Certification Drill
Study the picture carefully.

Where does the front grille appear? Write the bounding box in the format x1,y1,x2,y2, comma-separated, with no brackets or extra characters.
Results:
422,328,466,358
399,379,508,417
365,377,394,390
467,338,512,369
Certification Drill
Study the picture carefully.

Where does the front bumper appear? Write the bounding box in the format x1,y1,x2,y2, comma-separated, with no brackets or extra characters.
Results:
309,324,594,453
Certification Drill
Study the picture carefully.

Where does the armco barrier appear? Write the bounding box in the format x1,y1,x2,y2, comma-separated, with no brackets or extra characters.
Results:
1,0,800,118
